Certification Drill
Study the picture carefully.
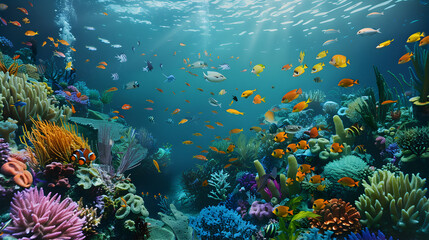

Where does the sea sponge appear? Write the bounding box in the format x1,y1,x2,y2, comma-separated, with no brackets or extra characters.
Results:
0,72,72,125
396,126,429,162
0,118,18,145
333,115,354,146
355,170,429,237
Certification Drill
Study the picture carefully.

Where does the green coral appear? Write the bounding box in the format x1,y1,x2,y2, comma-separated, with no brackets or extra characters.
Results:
76,167,104,190
114,181,137,196
396,126,429,162
124,220,135,232
115,193,149,219
355,170,429,238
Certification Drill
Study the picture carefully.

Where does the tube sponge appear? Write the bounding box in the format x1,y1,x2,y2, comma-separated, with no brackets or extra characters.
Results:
333,115,354,145
355,170,429,236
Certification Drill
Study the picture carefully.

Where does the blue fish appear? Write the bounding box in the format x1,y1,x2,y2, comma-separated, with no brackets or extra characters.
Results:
11,100,26,107
163,73,175,83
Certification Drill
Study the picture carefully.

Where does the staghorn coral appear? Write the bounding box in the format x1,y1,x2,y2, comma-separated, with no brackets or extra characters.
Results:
310,198,361,237
355,170,429,238
78,198,102,236
0,72,71,125
21,118,91,170
208,169,231,201
396,126,429,162
5,187,85,240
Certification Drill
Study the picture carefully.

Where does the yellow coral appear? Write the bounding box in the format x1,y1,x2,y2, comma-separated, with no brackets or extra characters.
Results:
21,118,90,170
78,198,101,236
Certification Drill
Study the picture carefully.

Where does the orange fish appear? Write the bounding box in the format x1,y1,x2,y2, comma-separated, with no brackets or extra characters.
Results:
229,158,238,162
338,78,359,88
264,110,276,124
13,55,20,60
9,21,22,27
292,99,311,112
196,145,203,149
229,128,243,134
185,100,190,103
122,104,132,110
286,144,298,153
193,133,203,136
274,132,287,142
70,47,76,52
241,69,247,72
103,12,108,15
253,94,265,104
296,171,306,182
281,64,292,71
398,52,413,64
120,197,127,208
218,151,226,154
70,148,96,165
202,180,208,186
201,150,208,153
185,82,191,86
419,36,429,47
179,43,186,46
99,61,108,66
282,88,302,103
197,88,204,92
205,125,215,129
272,149,285,158
96,65,106,69
224,164,232,169
156,88,163,93
172,108,180,115
153,160,161,173
182,140,193,145
106,87,118,93
17,7,29,15
42,41,47,47
330,143,344,153
53,42,58,48
178,119,188,125
193,155,208,161
76,92,81,98
313,199,328,210
146,99,154,103
306,127,320,138
298,164,314,173
209,146,219,152
297,140,309,150
64,91,72,96
337,177,359,187
57,39,69,46
66,100,76,114
215,122,224,127
25,30,38,36
186,71,198,77
309,175,325,184
211,110,218,114
381,100,398,105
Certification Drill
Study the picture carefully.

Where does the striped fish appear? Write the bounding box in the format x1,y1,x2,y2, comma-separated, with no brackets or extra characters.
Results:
70,148,96,165
264,223,277,238
354,145,366,154
346,123,364,137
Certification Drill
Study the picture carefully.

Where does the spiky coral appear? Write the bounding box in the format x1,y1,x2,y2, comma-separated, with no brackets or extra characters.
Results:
310,198,361,237
5,187,85,240
396,126,429,161
355,170,429,238
21,118,91,170
78,198,102,236
233,134,261,168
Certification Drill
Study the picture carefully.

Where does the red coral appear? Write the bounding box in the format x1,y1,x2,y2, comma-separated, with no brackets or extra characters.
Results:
43,162,75,189
309,198,361,236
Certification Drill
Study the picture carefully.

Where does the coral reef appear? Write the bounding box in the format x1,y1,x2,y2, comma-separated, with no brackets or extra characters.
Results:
5,187,85,239
310,198,361,236
396,126,429,162
355,170,429,238
115,193,149,219
208,169,231,201
249,201,274,221
78,198,102,236
43,162,75,190
1,157,33,188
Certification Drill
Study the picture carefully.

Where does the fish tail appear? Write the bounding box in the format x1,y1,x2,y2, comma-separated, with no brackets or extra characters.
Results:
326,50,328,53
306,98,312,103
354,79,359,85
297,88,303,94
347,59,350,65
356,181,359,186
391,39,394,42
303,64,308,69
261,97,266,103
422,32,425,37
321,62,325,66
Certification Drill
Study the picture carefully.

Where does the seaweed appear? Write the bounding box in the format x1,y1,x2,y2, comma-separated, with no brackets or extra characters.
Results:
408,43,429,103
356,88,378,131
374,66,393,123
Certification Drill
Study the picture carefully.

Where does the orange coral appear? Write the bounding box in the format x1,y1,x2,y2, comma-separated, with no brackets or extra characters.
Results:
309,198,361,236
1,157,33,188
21,118,90,170
0,59,22,76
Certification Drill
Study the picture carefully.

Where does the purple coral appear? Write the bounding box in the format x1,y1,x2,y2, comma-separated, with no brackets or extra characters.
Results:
375,136,386,150
237,172,256,191
43,162,75,189
0,138,10,164
236,200,250,219
55,89,89,105
5,187,85,240
249,201,274,221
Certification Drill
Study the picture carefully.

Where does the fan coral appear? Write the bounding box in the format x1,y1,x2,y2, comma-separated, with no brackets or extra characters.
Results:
5,187,85,239
0,72,72,125
310,198,361,236
21,118,91,170
396,126,429,162
190,205,257,239
355,170,429,238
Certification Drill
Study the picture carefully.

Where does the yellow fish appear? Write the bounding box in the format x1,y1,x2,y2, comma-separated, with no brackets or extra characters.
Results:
407,32,424,43
298,51,305,63
182,140,193,145
178,119,188,125
329,54,350,68
241,89,256,98
316,50,328,59
311,63,324,74
65,61,72,70
273,206,294,218
376,39,394,48
271,149,285,158
293,64,307,77
251,64,265,76
226,109,244,115
313,199,328,210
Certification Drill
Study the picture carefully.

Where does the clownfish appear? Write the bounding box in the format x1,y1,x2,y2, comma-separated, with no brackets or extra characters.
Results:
70,148,96,165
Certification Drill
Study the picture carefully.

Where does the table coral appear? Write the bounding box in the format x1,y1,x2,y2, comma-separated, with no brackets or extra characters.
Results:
310,198,361,236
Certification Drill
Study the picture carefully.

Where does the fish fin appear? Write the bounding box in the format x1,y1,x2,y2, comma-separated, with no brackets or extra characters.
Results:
381,12,384,15
297,88,303,94
326,50,328,53
218,103,222,108
306,98,312,103
356,181,359,186
261,97,265,103
391,39,394,42
321,62,325,66
303,64,308,69
422,32,425,37
347,59,350,65
256,74,259,76
354,79,359,85
377,28,381,33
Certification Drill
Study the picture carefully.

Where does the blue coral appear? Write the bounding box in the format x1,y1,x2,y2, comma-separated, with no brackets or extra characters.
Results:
190,205,257,239
347,228,394,240
0,36,13,52
301,228,336,240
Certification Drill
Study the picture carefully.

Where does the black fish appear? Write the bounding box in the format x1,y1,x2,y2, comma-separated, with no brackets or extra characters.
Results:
264,223,277,238
232,96,238,102
147,61,153,71
313,77,322,83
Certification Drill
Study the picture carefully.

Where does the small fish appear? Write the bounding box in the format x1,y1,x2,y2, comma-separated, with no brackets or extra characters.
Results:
178,119,188,125
346,123,364,137
298,51,305,64
232,96,238,102
281,64,292,71
338,78,359,88
253,94,265,104
313,199,328,210
293,64,307,77
407,32,424,43
202,180,208,186
224,164,232,169
22,17,30,24
297,140,309,150
376,39,394,49
0,17,7,26
366,12,384,18
215,122,224,127
193,133,203,136
172,108,180,115
0,219,13,236
229,128,243,134
282,88,302,103
9,21,22,27
313,77,322,83
241,89,256,98
227,144,235,153
250,126,262,132
0,3,8,11
70,47,76,52
155,88,163,93
286,143,298,153
398,52,413,64
296,171,306,182
322,29,340,34
10,100,27,107
329,54,350,68
317,184,326,191
122,104,132,110
96,65,106,69
311,63,325,74
146,99,154,103
57,39,70,46
292,99,311,112
17,7,29,15
65,61,72,70
70,148,96,165
337,177,359,187
226,109,244,115
274,132,287,143
229,158,238,162
316,50,328,59
354,145,366,154
298,164,314,174
205,125,215,129
286,178,294,186
304,127,320,138
419,36,429,47
120,197,127,208
13,55,20,60
330,143,344,153
272,206,294,218
309,175,325,184
179,43,186,46
272,149,285,158
357,28,381,36
251,64,265,76
53,50,65,58
193,155,208,161
322,38,337,46
153,160,161,173
182,140,193,145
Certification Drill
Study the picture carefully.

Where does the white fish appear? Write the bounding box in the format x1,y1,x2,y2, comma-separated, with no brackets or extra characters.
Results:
111,44,122,48
115,53,127,63
85,46,97,51
322,38,338,46
322,29,340,34
98,37,110,44
203,71,226,83
366,12,384,18
357,28,381,36
218,63,230,70
111,73,119,81
208,97,222,108
84,26,95,30
190,61,208,69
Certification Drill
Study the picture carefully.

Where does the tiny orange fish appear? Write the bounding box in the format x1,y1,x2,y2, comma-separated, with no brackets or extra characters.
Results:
99,61,108,66
96,65,106,69
106,87,118,93
212,110,218,114
122,104,132,110
146,99,154,103
202,180,208,186
205,125,215,129
13,55,20,60
185,82,191,86
70,47,76,52
381,100,398,105
172,108,180,115
215,122,224,127
193,155,208,161
224,164,232,169
76,92,81,98
229,158,238,162
156,88,163,93
179,43,186,46
153,160,161,173
337,177,359,187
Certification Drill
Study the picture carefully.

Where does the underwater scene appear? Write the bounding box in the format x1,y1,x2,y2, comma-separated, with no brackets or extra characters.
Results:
0,0,429,239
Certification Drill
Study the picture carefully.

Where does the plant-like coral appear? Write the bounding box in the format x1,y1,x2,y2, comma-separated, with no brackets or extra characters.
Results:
355,170,429,238
21,118,91,170
159,204,194,240
5,187,85,239
346,97,367,123
0,138,10,164
43,162,75,190
190,205,257,239
208,169,231,201
298,89,326,103
0,72,71,125
310,198,361,237
396,126,429,162
234,134,261,168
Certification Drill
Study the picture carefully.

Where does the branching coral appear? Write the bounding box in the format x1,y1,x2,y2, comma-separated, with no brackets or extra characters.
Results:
78,198,102,236
355,170,429,238
5,187,85,239
21,118,90,170
395,126,429,162
0,72,71,125
310,198,361,237
208,169,231,201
